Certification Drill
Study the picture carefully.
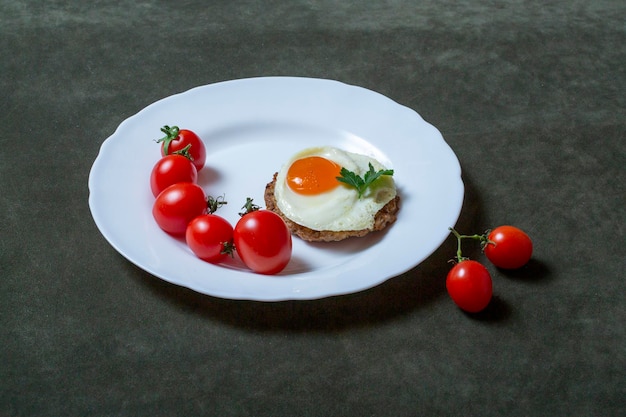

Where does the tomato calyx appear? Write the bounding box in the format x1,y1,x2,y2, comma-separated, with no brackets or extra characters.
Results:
207,194,228,214
479,230,495,251
220,241,236,258
238,197,261,217
156,125,182,155
170,143,194,160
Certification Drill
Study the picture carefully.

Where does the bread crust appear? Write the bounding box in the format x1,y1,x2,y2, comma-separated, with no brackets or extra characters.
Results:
264,172,400,242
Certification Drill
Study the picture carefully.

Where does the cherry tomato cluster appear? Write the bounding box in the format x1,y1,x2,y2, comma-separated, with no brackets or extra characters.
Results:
446,226,533,313
149,125,292,275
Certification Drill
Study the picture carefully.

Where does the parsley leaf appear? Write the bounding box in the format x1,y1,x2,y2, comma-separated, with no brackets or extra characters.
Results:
337,163,394,198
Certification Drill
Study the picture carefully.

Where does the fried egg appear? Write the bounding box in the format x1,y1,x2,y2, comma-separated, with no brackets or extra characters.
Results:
274,146,396,232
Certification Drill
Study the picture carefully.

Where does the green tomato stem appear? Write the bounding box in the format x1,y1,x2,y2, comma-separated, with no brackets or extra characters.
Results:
156,125,180,155
238,197,260,217
171,143,194,160
449,227,494,263
207,195,228,214
449,227,466,263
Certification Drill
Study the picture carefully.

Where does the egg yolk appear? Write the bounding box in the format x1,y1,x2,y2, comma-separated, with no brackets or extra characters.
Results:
287,156,342,195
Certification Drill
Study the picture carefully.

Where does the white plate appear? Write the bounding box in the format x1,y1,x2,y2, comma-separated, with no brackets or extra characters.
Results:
88,77,463,301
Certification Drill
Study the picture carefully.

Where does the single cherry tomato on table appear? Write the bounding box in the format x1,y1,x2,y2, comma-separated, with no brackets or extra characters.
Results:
234,198,292,275
150,153,198,197
483,225,533,269
446,260,493,313
152,183,207,235
186,214,234,263
157,125,206,171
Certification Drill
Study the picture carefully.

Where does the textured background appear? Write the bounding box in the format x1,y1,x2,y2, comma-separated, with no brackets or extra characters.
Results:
1,1,624,416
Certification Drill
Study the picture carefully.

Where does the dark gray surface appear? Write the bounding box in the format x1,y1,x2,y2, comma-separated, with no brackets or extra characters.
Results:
1,1,624,416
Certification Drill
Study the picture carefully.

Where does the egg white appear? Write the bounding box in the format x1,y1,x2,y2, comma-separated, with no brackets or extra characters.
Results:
274,146,396,232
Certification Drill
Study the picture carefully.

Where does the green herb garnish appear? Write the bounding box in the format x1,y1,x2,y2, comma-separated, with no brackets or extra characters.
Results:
337,163,394,198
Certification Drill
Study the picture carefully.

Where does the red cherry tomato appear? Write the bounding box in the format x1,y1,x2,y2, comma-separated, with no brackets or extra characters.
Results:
446,260,493,313
234,210,292,275
150,154,198,197
484,225,533,269
186,214,234,263
157,125,206,171
152,183,207,235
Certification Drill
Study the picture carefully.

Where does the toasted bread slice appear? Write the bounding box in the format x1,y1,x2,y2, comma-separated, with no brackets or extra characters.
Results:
264,172,400,242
